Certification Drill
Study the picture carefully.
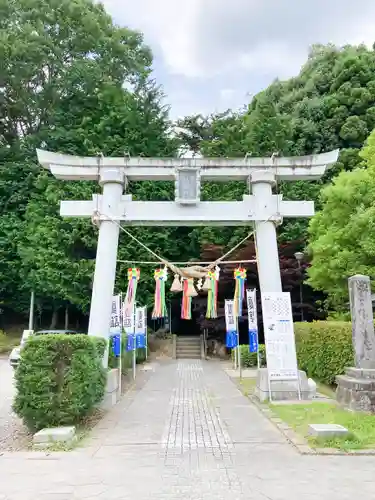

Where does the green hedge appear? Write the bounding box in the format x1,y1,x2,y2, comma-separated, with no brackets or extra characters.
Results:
108,334,147,374
232,344,266,368
13,334,107,431
294,321,353,385
235,322,354,385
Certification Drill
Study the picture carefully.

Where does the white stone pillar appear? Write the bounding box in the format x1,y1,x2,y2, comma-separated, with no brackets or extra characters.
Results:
88,169,124,367
251,170,282,293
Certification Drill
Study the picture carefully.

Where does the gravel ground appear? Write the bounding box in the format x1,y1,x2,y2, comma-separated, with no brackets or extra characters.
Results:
0,356,31,451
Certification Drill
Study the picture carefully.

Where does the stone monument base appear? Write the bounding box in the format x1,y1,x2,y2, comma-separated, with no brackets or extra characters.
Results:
100,368,120,410
336,368,375,413
255,368,310,402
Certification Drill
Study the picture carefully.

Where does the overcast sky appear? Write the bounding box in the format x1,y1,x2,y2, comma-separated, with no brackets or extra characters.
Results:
102,0,375,119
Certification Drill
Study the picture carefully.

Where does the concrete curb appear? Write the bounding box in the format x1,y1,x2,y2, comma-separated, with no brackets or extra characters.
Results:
227,373,375,456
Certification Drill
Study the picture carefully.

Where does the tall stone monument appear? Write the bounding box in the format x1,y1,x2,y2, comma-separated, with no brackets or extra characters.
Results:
336,275,375,412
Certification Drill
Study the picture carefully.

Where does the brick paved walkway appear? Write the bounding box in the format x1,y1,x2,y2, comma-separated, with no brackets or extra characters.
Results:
0,360,374,499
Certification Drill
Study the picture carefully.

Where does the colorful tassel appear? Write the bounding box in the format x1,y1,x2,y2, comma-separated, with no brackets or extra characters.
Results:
152,267,168,318
181,278,192,320
124,267,140,308
206,267,219,319
234,267,246,317
186,278,197,297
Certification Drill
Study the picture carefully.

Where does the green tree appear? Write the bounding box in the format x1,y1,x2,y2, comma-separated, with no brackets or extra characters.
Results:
307,129,375,306
1,0,178,321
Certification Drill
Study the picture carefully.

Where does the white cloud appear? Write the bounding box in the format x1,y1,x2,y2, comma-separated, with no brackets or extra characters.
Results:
101,0,375,116
219,88,235,100
103,0,375,79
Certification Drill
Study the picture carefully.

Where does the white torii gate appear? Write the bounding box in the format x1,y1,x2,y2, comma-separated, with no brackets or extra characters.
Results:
37,149,339,363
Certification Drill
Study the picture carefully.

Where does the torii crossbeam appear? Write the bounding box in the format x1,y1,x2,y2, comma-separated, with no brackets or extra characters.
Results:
37,149,339,365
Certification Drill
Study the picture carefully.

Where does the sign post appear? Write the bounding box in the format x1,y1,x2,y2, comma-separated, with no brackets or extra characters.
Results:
225,300,238,368
261,292,301,401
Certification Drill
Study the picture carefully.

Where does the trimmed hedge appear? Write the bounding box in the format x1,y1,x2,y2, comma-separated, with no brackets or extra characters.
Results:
232,344,267,368
235,322,354,385
108,334,147,373
294,321,353,385
13,334,107,431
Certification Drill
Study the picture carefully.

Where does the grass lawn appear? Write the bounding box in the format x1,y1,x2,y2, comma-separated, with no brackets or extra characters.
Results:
238,377,256,396
271,402,375,451
0,331,20,354
316,383,336,399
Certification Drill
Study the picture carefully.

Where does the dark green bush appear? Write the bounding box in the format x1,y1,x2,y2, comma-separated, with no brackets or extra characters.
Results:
13,334,107,431
232,344,266,367
108,334,147,373
294,321,354,385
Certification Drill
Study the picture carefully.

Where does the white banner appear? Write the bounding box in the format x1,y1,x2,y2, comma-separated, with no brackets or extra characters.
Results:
135,306,147,334
225,300,236,332
246,289,257,330
110,295,121,328
261,292,298,381
122,301,135,335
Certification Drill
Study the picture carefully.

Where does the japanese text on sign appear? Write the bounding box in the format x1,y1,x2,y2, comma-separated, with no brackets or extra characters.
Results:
261,292,298,380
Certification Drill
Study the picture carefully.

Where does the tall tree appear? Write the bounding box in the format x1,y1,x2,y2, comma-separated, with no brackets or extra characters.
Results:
307,129,375,306
1,0,178,320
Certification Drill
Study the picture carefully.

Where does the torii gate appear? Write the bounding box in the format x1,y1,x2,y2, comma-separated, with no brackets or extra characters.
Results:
37,149,339,361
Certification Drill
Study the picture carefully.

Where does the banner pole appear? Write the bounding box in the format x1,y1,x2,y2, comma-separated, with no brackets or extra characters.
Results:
237,316,242,379
145,306,148,361
132,304,136,380
118,292,122,399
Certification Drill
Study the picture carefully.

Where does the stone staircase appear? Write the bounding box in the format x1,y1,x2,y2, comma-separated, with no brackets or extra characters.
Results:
176,335,202,359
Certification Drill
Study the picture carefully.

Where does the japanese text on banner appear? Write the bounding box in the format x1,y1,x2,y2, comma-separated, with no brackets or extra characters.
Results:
135,307,146,334
246,289,258,353
225,300,236,333
122,301,135,335
110,295,121,328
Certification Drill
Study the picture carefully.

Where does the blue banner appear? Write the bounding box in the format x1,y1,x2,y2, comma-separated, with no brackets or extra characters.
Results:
136,333,146,349
112,334,121,357
226,331,238,349
249,329,258,353
126,334,135,352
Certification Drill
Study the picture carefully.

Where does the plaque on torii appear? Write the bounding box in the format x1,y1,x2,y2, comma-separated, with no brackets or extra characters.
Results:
37,148,339,363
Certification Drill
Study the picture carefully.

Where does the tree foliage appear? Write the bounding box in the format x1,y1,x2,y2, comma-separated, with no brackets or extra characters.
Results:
307,129,375,306
2,0,375,323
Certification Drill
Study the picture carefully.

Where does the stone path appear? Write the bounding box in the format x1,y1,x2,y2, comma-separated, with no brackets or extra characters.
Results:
1,359,375,499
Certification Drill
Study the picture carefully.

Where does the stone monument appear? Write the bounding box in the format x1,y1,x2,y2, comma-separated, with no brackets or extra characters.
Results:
336,275,375,412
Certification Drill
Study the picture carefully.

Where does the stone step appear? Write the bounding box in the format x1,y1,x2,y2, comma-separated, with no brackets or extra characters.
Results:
346,367,375,380
336,374,375,390
176,341,201,347
176,340,200,345
177,353,201,359
176,349,201,354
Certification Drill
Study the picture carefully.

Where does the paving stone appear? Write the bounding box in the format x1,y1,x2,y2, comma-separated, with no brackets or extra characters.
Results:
308,423,349,438
33,426,76,448
1,359,375,499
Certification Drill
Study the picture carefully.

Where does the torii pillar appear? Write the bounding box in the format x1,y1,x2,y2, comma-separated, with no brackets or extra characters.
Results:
251,170,282,293
88,169,125,347
36,149,339,366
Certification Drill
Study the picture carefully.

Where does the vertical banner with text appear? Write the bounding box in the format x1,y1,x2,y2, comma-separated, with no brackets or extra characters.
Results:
135,306,147,349
246,289,258,353
225,299,238,348
110,295,121,330
123,300,135,352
